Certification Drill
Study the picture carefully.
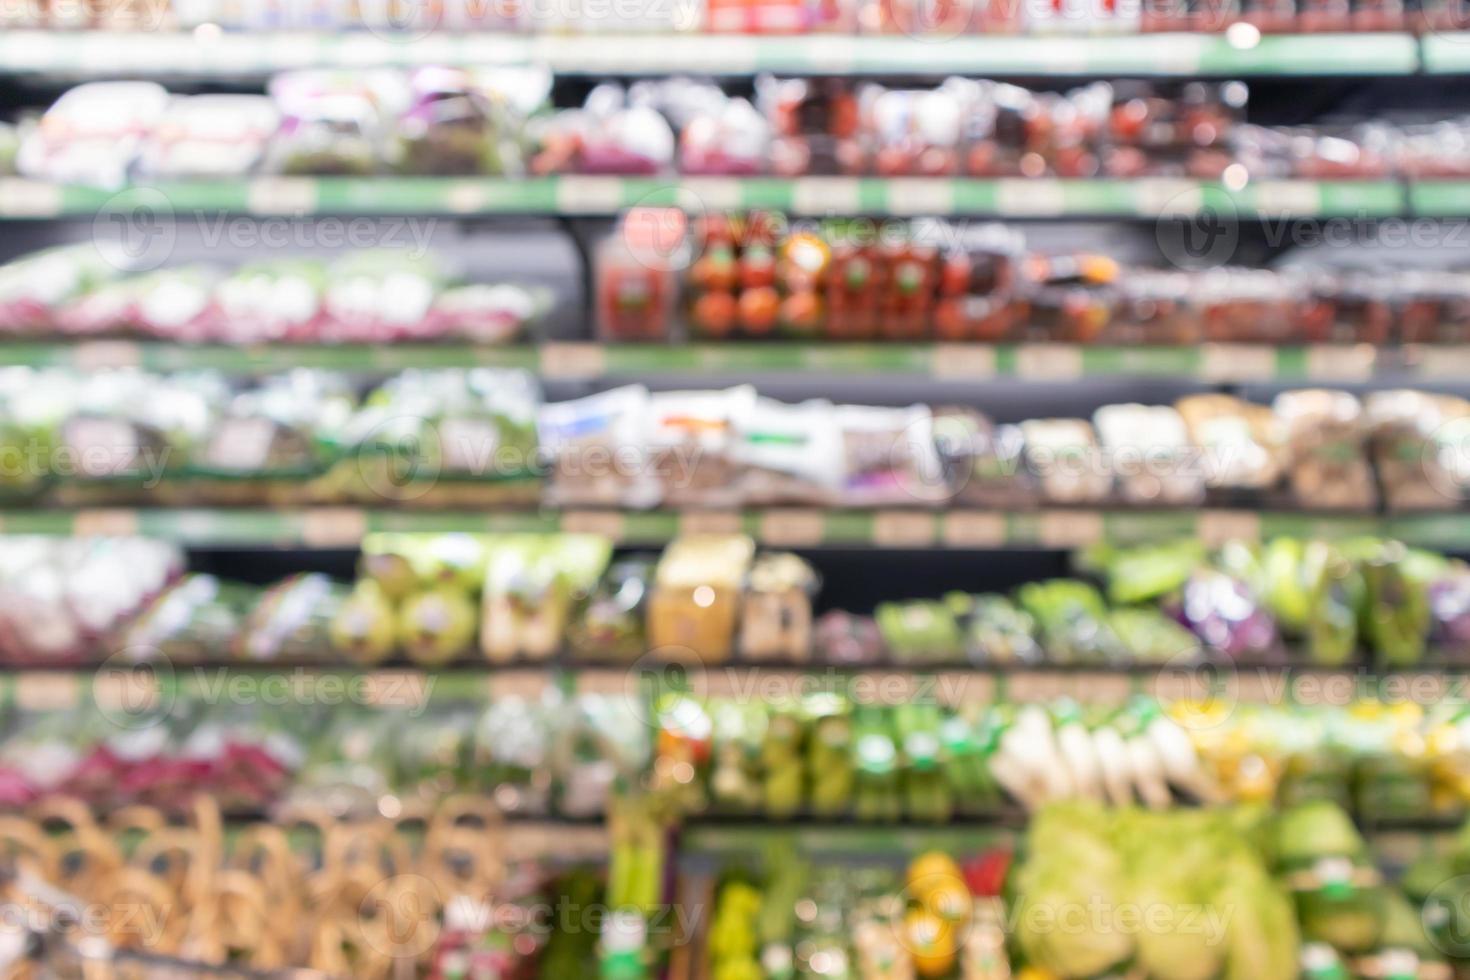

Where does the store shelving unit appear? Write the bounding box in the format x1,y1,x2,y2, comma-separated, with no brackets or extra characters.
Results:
2,23,1469,978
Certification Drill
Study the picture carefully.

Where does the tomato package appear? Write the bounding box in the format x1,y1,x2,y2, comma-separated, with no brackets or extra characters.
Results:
597,210,681,341
759,76,865,176
1020,253,1119,343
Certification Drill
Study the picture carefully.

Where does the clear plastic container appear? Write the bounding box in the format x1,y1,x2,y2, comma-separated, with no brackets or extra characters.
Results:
1292,268,1394,345
596,210,681,341
1107,269,1200,345
1199,268,1298,343
1273,389,1377,510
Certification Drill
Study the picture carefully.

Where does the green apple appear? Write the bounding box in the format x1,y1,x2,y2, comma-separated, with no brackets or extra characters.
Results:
359,534,420,601
397,587,477,666
329,583,398,665
413,533,488,594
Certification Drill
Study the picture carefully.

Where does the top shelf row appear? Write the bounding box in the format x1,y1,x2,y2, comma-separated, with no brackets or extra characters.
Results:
0,29,1465,78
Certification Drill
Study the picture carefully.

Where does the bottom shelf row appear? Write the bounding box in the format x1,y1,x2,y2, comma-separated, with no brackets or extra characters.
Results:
4,789,1466,980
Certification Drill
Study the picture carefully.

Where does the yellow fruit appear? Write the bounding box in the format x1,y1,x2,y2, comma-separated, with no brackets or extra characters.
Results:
905,909,956,979
907,853,962,896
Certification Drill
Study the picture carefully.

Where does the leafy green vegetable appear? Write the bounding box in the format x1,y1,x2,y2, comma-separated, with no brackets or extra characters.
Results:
1013,804,1297,980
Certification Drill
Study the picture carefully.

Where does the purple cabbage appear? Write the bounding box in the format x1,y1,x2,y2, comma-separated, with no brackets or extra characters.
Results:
1429,569,1470,660
1172,569,1280,660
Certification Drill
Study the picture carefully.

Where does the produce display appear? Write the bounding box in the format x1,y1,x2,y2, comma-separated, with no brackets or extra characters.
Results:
11,227,1470,348
662,691,1470,822
816,533,1466,669
1008,798,1470,980
0,796,637,979
641,213,1470,343
0,686,648,818
13,75,1470,183
0,245,547,344
0,530,621,667
5,11,1470,980
1084,536,1453,668
700,847,1004,980
694,800,1467,980
10,531,1470,670
5,675,1469,835
0,369,1464,512
0,367,544,507
8,710,1463,980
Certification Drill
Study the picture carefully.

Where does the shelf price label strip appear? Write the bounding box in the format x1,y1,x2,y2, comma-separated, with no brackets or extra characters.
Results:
0,664,1463,714
0,507,1464,547
0,31,1423,76
0,177,1418,219
0,667,611,712
0,342,1428,380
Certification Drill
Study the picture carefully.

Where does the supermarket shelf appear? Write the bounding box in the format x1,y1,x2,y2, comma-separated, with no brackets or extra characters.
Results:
7,664,624,710
21,660,1469,713
680,812,1463,854
1406,179,1470,215
0,176,1407,218
0,656,1211,673
0,341,542,372
1357,814,1466,833
0,340,1424,381
0,30,1422,78
1,506,1466,547
98,807,612,857
1420,32,1470,73
681,815,1027,858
